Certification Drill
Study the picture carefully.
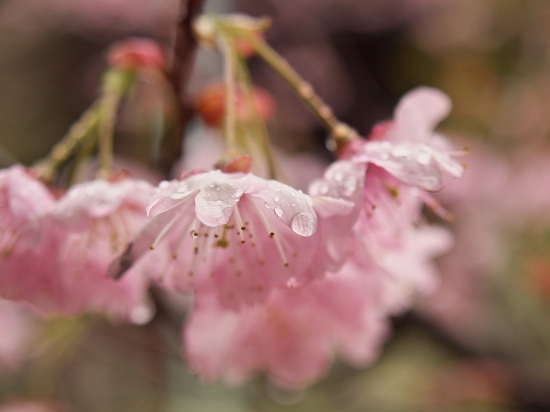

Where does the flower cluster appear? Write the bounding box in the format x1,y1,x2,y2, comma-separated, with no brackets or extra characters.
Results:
0,85,463,388
116,86,461,387
0,167,154,323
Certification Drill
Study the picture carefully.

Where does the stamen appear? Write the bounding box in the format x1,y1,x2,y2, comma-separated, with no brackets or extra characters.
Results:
190,222,210,277
150,210,185,250
250,199,289,266
171,214,200,258
233,204,247,233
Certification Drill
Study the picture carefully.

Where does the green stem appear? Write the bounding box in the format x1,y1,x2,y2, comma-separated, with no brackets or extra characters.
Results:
220,32,238,153
96,93,119,179
33,103,101,183
235,56,279,179
96,69,135,179
244,32,359,149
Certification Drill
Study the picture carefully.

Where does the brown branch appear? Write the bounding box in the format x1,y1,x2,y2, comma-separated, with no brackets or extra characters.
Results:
159,0,204,175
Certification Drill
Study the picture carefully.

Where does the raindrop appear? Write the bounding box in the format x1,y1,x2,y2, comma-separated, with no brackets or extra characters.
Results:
130,305,154,325
290,212,317,236
189,230,199,238
274,196,280,202
343,178,357,196
234,188,244,197
392,145,410,157
274,206,284,217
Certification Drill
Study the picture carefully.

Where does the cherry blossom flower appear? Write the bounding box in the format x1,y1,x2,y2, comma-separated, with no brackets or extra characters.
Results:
44,178,155,322
184,266,388,389
344,87,464,191
111,168,360,309
0,165,57,305
1,174,155,323
312,158,453,309
0,165,55,246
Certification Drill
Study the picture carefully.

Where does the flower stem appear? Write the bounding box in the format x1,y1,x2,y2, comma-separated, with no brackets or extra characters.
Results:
33,102,101,183
220,32,238,154
34,68,134,183
235,56,280,179
244,33,359,149
96,93,118,179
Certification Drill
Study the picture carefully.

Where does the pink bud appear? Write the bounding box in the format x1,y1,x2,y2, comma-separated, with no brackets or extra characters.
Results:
194,82,275,127
107,38,166,71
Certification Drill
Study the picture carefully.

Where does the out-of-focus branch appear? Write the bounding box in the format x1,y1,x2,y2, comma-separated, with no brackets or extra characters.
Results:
159,0,204,175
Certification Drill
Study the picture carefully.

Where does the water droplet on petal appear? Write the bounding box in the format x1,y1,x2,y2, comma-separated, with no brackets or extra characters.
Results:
234,188,244,197
189,230,199,238
392,146,410,157
274,196,280,202
290,212,317,236
130,305,154,325
343,177,357,196
274,206,284,217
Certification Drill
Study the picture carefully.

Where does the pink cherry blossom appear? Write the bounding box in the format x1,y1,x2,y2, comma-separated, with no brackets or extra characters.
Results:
345,87,464,191
0,165,55,246
312,160,453,313
111,169,359,309
184,266,388,389
1,175,155,323
0,165,57,305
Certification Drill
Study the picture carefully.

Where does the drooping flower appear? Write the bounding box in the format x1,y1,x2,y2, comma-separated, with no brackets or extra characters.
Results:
344,87,464,191
111,168,359,309
310,89,459,315
184,264,388,389
0,174,155,323
44,178,155,322
180,162,378,388
0,165,55,247
0,165,57,305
